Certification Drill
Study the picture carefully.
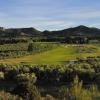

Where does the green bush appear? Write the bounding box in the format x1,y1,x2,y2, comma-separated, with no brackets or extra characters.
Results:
16,73,37,84
0,72,4,80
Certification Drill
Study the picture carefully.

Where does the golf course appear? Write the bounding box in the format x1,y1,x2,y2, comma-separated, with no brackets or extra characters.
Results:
0,43,100,65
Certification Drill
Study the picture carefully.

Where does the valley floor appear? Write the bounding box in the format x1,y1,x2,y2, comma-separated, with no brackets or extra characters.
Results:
0,44,100,65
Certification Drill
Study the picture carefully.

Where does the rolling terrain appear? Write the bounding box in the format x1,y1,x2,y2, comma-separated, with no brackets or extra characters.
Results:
0,26,100,99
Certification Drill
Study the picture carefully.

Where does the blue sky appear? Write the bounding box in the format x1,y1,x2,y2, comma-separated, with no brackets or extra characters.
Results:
0,0,100,31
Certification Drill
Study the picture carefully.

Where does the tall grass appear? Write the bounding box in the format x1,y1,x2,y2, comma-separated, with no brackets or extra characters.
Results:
59,76,100,100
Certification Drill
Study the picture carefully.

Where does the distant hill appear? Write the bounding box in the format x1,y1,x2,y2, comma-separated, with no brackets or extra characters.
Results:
0,27,41,38
42,25,100,38
0,25,100,38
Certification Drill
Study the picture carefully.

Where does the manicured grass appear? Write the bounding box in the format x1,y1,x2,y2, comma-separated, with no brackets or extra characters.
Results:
0,44,100,65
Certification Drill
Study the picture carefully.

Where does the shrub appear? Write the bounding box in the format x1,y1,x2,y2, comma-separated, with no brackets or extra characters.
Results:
59,76,100,100
0,72,4,80
13,73,40,100
0,91,21,100
15,73,37,84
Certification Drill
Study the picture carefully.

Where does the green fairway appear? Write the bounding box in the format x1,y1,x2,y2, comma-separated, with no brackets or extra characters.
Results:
0,44,100,65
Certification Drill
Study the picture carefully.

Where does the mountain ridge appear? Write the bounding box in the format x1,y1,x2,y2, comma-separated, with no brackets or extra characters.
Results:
0,25,100,38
